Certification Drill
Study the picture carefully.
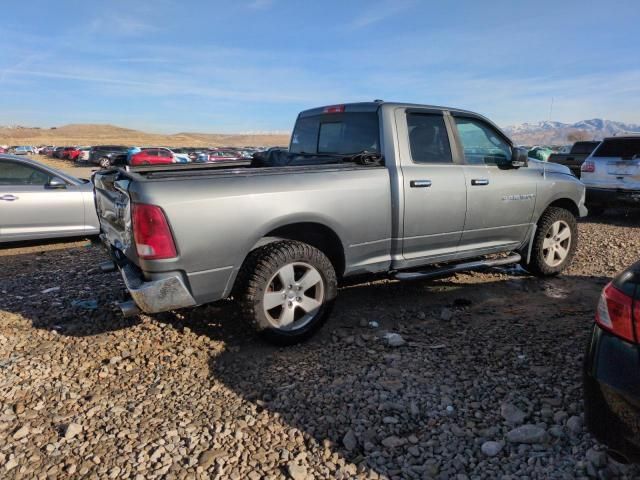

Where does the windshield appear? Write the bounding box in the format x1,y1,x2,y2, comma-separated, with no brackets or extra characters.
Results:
593,138,640,159
289,112,380,155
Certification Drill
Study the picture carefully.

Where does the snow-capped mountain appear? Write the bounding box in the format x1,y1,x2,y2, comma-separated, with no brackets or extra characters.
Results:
503,119,640,145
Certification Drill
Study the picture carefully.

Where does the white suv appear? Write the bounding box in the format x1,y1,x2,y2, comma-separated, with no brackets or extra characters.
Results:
581,136,640,214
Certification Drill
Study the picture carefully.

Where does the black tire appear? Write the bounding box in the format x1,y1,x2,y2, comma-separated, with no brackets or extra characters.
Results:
525,207,578,277
235,240,337,345
99,157,111,168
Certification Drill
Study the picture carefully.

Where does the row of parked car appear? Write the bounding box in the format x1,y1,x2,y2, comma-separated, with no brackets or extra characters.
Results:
32,145,268,168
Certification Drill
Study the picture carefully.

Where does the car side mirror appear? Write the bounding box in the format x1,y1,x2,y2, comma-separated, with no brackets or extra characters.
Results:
46,176,67,189
511,147,528,168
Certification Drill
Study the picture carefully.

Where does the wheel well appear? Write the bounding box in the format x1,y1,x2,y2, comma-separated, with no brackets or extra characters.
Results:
261,223,345,277
547,198,579,217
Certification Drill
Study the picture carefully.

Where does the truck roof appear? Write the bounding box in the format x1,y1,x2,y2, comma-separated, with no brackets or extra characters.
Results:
298,101,508,139
601,135,640,140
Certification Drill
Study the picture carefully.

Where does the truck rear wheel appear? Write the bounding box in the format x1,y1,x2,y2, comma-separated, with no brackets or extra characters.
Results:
236,240,337,345
99,157,111,168
525,207,577,276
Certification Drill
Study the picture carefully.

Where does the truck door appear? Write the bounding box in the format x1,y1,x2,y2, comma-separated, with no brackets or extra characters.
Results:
397,110,467,264
451,116,537,253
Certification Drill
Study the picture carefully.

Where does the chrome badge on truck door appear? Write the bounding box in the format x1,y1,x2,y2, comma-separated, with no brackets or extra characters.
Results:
502,193,536,201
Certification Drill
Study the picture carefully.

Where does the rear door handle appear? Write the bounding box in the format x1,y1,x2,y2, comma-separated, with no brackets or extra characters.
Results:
471,179,489,186
410,180,432,188
0,194,18,201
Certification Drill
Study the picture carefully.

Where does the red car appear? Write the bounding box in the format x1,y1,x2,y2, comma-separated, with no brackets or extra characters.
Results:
207,149,242,162
67,147,83,161
130,148,175,166
61,147,76,159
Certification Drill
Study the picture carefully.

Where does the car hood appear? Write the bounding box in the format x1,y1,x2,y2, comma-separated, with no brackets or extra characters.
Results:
529,158,573,176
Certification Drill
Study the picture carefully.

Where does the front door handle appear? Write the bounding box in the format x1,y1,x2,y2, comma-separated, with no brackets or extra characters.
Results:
0,194,18,201
471,179,489,186
410,180,432,188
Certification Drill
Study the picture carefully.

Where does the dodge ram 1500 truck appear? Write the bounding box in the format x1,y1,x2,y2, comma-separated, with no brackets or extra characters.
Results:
94,101,587,344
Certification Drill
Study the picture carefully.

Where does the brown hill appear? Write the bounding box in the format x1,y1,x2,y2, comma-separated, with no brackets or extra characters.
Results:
0,124,290,148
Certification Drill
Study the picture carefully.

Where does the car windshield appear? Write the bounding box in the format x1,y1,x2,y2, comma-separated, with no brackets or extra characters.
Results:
593,138,640,159
290,112,380,155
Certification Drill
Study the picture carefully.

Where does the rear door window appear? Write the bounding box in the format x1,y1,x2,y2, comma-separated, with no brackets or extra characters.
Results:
407,113,452,163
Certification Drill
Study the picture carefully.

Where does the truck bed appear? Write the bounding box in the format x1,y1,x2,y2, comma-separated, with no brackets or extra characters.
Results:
94,161,393,306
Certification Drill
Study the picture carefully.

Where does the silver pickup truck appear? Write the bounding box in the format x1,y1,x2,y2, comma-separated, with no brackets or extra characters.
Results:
94,101,587,344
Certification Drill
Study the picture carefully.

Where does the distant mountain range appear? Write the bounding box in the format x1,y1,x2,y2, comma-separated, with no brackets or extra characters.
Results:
503,119,640,145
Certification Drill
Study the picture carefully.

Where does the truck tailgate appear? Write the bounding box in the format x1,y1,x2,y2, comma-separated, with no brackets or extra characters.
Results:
93,170,135,258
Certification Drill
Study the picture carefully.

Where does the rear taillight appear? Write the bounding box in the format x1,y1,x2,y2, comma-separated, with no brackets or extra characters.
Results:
131,204,177,260
581,160,595,173
595,282,636,343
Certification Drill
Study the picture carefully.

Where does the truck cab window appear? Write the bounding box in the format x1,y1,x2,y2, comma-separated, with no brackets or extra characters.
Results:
454,118,511,165
290,112,379,155
407,113,452,163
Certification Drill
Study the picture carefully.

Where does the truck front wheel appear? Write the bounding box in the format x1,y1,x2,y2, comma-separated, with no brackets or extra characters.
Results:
236,240,337,345
525,206,578,276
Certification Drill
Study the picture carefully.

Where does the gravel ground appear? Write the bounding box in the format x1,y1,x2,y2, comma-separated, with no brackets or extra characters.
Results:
1,211,639,479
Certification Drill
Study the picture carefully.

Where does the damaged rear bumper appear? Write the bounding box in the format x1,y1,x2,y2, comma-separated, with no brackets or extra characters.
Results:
118,262,197,314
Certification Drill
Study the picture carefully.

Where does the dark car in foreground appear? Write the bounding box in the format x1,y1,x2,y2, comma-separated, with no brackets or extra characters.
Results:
584,261,640,463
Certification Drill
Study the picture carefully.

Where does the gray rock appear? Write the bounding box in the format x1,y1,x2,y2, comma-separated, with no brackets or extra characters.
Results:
64,423,82,440
381,436,405,448
549,426,565,438
287,462,308,480
198,449,225,469
506,425,548,444
586,448,607,468
567,415,583,435
440,308,453,321
5,457,18,471
12,425,30,440
501,403,526,424
342,429,357,451
384,332,406,347
481,441,504,457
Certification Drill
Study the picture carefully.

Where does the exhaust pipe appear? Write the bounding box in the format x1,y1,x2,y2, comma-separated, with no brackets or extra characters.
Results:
118,300,141,317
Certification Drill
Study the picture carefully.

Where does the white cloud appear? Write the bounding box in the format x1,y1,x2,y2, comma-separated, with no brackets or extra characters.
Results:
349,0,414,28
248,0,273,10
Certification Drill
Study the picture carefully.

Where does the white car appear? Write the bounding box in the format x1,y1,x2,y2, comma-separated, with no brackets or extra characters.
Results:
581,136,640,214
0,155,100,242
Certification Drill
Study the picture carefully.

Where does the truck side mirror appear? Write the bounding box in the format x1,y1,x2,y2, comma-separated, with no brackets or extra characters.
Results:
511,147,529,168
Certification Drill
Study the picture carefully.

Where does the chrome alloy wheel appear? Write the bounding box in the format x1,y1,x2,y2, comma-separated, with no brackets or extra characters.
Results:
542,220,571,267
262,262,325,330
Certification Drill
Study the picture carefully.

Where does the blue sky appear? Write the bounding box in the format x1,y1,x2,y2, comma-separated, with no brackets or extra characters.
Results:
1,0,639,133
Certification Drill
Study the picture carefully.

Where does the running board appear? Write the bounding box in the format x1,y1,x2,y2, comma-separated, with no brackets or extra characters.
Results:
394,253,522,281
